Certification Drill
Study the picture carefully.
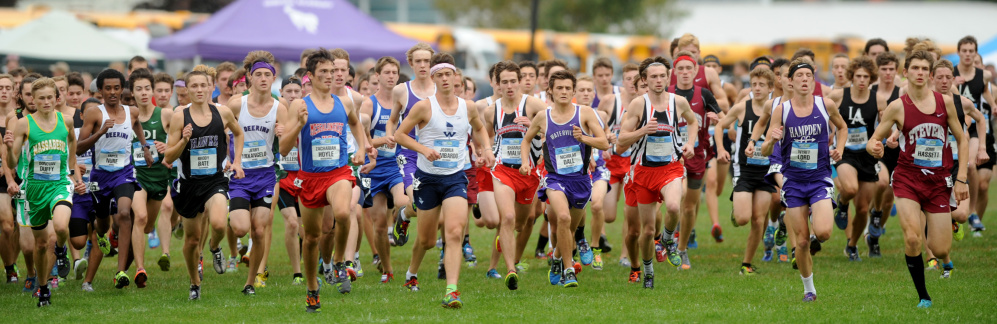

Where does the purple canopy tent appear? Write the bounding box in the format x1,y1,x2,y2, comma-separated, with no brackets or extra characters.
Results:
149,0,419,62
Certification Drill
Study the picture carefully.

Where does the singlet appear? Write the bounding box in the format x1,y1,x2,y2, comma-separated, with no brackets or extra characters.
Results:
297,96,349,173
735,100,769,168
813,82,824,97
779,97,832,182
898,92,951,172
133,106,165,167
542,105,591,176
669,65,710,90
872,84,902,156
26,112,69,182
839,87,879,152
415,96,470,175
955,67,985,107
343,91,358,156
668,85,719,152
73,108,93,190
179,105,227,180
607,93,631,157
631,93,682,167
768,96,786,167
592,86,619,112
368,95,397,167
493,95,529,168
93,104,134,173
399,81,436,159
949,94,966,160
592,106,607,167
237,95,278,169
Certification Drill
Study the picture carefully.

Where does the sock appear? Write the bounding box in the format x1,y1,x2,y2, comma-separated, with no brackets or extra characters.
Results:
324,261,333,271
801,274,815,294
767,219,777,228
293,273,303,278
536,235,549,251
906,254,930,301
55,245,66,255
742,262,750,268
399,207,409,222
354,252,360,260
463,234,470,246
446,284,458,294
942,262,954,270
631,266,641,274
574,226,586,242
406,271,417,280
642,259,653,277
5,265,13,273
663,227,674,240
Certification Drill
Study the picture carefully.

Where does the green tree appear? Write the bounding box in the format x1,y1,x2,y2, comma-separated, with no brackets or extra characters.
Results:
435,0,683,36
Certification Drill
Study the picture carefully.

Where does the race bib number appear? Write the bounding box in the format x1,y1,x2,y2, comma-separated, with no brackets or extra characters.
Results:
747,140,770,166
81,158,93,183
646,135,674,163
679,125,698,148
311,138,340,167
190,148,218,176
914,138,944,168
132,142,159,166
789,142,818,170
432,139,461,169
97,148,129,171
555,146,583,174
242,140,268,168
33,154,61,181
845,128,868,151
280,148,299,171
500,138,522,165
373,130,395,158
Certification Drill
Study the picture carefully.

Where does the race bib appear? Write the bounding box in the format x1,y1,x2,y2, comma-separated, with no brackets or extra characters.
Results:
914,138,944,168
97,148,129,171
280,148,299,171
242,140,268,168
373,130,395,158
789,141,818,170
747,140,770,166
948,134,958,160
555,145,583,174
190,148,218,176
80,155,93,183
500,138,522,165
646,135,674,163
132,142,159,166
679,125,698,148
311,138,340,167
845,128,868,151
33,154,61,181
432,139,461,169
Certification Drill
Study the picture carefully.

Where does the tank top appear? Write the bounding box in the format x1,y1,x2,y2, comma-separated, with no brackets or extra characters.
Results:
415,96,470,175
297,96,349,173
898,92,951,172
179,105,227,180
343,91,358,155
668,85,708,151
607,93,632,157
368,95,397,166
813,82,824,97
26,112,69,182
592,106,607,167
493,94,529,167
670,65,709,89
949,94,966,160
592,86,619,111
73,109,93,187
955,67,985,107
630,93,681,167
779,97,832,182
93,104,134,172
237,95,278,169
839,87,879,152
735,100,769,167
133,106,165,166
542,105,591,176
399,81,436,158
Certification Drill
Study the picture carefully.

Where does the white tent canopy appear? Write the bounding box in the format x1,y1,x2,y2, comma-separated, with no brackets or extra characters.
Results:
0,10,154,61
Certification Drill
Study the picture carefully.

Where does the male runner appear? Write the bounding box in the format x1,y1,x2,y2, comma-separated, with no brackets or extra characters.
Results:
152,72,177,271
830,54,851,90
954,36,995,235
519,61,539,97
868,52,903,256
597,63,639,265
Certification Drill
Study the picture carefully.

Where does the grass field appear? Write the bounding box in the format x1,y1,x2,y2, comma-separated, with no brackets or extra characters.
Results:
2,183,996,323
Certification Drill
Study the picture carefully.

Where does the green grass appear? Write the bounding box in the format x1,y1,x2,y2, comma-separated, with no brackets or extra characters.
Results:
2,183,996,323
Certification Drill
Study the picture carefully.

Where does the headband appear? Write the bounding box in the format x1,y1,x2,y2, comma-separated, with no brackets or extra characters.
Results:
788,63,815,77
173,80,185,88
703,55,720,65
232,76,246,86
750,57,772,71
281,78,302,89
673,55,697,68
251,61,276,75
301,75,310,84
430,63,456,76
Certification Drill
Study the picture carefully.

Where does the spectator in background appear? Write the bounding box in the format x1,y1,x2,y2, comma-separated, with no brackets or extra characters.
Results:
732,61,750,90
49,62,69,77
3,54,19,73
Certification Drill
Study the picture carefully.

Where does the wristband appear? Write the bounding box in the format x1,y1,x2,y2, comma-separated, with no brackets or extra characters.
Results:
956,178,968,184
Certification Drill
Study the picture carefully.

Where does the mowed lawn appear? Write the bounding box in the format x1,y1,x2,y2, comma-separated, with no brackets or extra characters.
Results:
2,182,996,323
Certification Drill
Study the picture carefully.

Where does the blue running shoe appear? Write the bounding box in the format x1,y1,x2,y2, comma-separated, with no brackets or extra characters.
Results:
578,239,593,266
562,270,578,288
149,232,160,249
762,250,773,262
968,214,984,231
442,291,462,309
763,225,776,250
485,269,501,279
548,260,562,285
23,276,36,293
688,229,698,249
834,195,849,230
890,204,897,217
917,299,932,308
803,292,817,302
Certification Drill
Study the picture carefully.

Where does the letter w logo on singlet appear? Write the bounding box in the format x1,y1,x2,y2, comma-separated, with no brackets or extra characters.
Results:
848,106,866,126
444,122,456,138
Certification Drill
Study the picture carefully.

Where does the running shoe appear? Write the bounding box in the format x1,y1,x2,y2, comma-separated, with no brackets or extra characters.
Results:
442,290,462,309
688,229,698,249
372,254,381,267
599,235,613,253
189,284,200,301
173,223,184,239
845,246,861,262
515,262,529,272
866,234,881,258
159,254,170,272
135,269,148,288
50,277,59,290
211,249,225,274
834,195,849,230
149,232,160,249
534,249,547,259
628,269,641,283
925,258,939,271
592,248,604,270
435,238,444,249
437,261,446,280
577,239,594,265
84,241,91,260
890,203,897,217
403,276,419,291
463,243,477,267
739,264,756,276
380,273,393,283
255,273,266,288
23,276,36,293
293,275,305,285
664,239,681,267
654,239,665,263
354,257,365,278
868,211,885,238
917,299,932,308
562,269,578,288
74,258,88,280
241,284,255,296
678,251,691,270
791,248,798,269
238,239,248,258
198,256,203,281
762,250,773,262
619,257,631,267
55,246,70,278
548,260,562,285
96,233,112,255
241,254,250,267
643,273,654,289
763,225,776,250
504,271,519,290
775,213,788,246
472,203,482,219
968,213,984,231
486,269,501,279
7,264,18,283
941,268,953,279
37,286,50,307
572,262,583,275
809,235,822,255
711,224,723,243
81,282,93,292
226,257,238,273
802,292,817,302
114,271,129,289
322,265,336,286
777,246,789,263
392,208,410,246
335,264,351,294
110,229,118,249
305,290,320,313
345,263,358,282
953,221,965,241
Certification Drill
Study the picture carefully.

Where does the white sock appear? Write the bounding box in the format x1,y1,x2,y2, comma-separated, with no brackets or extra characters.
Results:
354,252,360,260
399,207,409,222
324,261,333,271
247,238,253,251
642,259,653,277
802,274,816,293
406,271,417,280
768,219,777,228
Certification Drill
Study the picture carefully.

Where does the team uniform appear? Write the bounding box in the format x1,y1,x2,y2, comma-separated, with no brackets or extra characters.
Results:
69,109,95,238
172,105,229,219
605,92,632,185
778,99,834,209
360,95,404,209
891,92,953,214
492,95,540,205
398,81,435,190
538,105,594,209
229,95,278,210
835,88,881,182
412,96,470,210
957,68,996,171
765,96,786,184
872,85,902,177
628,93,685,205
732,100,777,194
21,112,73,228
90,105,139,219
295,95,355,209
667,85,721,183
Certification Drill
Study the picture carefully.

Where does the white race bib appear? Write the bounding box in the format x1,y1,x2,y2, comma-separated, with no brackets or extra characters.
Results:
747,140,770,166
242,140,268,168
433,139,461,169
33,154,61,181
914,138,944,168
311,138,341,167
949,133,958,160
500,138,522,164
281,148,299,171
555,145,583,174
845,128,868,151
646,135,674,163
97,148,129,171
373,130,395,158
190,148,218,175
132,142,159,166
789,142,818,170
